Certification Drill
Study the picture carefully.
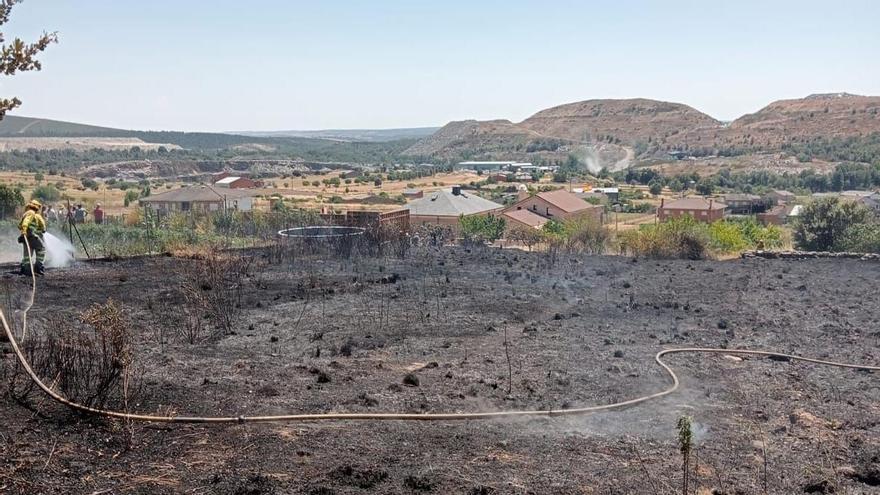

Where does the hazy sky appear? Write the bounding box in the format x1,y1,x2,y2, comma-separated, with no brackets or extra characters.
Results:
2,0,878,132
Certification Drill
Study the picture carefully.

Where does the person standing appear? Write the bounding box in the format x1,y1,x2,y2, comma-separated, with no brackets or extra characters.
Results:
18,199,46,276
47,204,58,223
93,203,104,225
74,204,87,224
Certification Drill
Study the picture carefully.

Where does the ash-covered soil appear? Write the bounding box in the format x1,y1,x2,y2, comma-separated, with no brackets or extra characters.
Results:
1,247,879,494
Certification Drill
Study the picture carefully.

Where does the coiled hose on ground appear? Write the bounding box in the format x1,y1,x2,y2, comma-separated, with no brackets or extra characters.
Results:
3,238,878,424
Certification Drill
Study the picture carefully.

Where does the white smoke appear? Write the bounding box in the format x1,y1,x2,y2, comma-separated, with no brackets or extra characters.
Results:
569,146,603,175
44,232,75,268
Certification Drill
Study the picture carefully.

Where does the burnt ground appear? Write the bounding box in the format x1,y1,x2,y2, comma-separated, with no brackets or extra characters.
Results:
1,246,879,494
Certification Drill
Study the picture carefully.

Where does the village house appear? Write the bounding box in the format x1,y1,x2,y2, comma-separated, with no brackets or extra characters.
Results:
502,208,549,231
859,192,880,213
591,187,620,203
402,188,424,199
657,197,726,223
503,188,604,224
757,204,799,225
214,176,261,189
722,193,766,214
140,185,255,213
405,186,502,230
764,190,797,205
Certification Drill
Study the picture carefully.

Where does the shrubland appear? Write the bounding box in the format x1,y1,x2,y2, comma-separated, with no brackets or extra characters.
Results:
620,216,785,259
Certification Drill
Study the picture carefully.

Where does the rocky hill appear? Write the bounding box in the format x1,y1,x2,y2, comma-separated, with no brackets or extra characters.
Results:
520,98,720,145
403,119,553,159
404,94,880,167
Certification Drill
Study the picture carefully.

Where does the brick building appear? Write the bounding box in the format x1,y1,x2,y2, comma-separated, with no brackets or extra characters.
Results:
503,189,604,224
215,176,262,189
405,186,502,230
657,197,726,223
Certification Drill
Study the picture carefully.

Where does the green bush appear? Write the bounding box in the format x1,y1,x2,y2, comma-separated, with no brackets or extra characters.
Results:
623,216,786,259
834,223,880,253
123,190,140,207
562,217,610,254
794,197,872,251
0,184,24,219
31,184,61,202
459,214,506,245
620,215,710,260
707,221,747,252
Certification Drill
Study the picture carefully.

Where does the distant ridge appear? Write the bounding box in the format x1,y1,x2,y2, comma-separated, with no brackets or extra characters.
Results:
0,115,130,137
235,127,439,142
0,115,438,144
405,93,880,164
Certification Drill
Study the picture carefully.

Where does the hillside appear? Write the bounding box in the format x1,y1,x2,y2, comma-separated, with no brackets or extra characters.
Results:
710,93,880,149
0,115,129,137
404,119,555,158
405,94,880,167
520,98,720,145
0,115,429,149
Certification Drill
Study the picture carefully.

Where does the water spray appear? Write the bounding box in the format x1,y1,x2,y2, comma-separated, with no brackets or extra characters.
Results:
44,232,76,268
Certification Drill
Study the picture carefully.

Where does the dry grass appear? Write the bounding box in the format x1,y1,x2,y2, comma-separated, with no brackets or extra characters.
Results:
0,171,189,216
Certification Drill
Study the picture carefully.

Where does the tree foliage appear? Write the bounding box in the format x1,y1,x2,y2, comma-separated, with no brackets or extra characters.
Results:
616,160,880,195
0,182,23,218
793,197,873,251
31,183,60,202
0,1,58,119
834,222,880,253
621,215,783,259
459,214,506,245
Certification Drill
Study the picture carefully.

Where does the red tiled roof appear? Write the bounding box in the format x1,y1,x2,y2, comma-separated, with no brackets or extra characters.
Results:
535,189,594,213
661,197,727,211
503,208,548,228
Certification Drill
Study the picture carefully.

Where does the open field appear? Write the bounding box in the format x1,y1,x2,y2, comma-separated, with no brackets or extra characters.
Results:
0,171,190,216
0,170,486,216
1,246,879,494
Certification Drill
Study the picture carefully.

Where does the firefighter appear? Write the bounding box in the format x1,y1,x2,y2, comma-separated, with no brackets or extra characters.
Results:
18,199,47,276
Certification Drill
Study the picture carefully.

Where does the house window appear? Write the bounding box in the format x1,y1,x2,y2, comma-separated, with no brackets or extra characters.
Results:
181,202,191,212
701,211,707,216
546,207,551,216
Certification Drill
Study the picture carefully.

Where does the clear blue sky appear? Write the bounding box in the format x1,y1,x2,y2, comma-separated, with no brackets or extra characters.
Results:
2,0,878,132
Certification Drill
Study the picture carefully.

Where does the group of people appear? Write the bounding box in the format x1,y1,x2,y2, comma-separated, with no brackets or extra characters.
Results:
42,203,104,225
16,202,106,277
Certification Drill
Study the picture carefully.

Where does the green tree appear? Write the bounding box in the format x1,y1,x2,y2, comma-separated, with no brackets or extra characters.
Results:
794,197,871,251
542,219,566,237
123,189,139,207
0,1,58,119
459,214,506,245
507,225,543,251
835,222,880,253
648,180,663,196
31,184,60,202
0,183,24,218
695,178,714,196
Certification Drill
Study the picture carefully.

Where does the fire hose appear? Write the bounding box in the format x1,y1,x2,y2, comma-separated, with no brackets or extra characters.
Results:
3,237,878,424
